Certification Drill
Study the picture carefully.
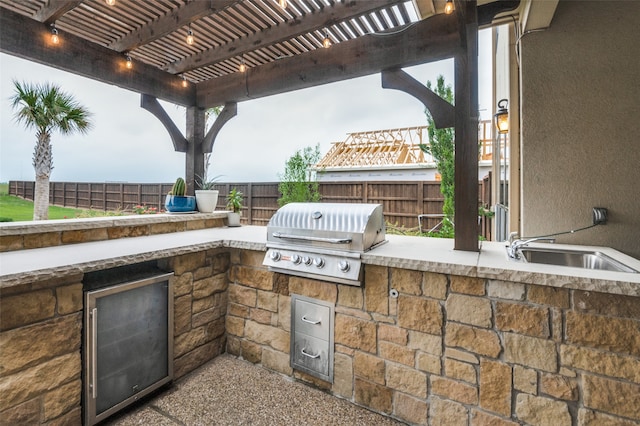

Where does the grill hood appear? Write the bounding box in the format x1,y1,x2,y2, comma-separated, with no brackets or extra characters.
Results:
264,203,386,286
266,203,386,253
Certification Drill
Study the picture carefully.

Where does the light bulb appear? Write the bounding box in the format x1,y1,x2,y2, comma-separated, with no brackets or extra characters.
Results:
322,34,331,48
182,76,188,88
186,29,195,46
239,61,247,73
444,0,454,15
125,54,132,69
278,0,287,8
106,0,115,5
51,27,59,45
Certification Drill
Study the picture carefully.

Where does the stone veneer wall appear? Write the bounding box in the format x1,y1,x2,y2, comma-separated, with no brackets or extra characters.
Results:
2,245,639,425
227,249,640,426
0,249,229,425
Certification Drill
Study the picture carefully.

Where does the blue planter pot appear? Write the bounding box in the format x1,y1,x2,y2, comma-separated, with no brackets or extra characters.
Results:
165,195,196,213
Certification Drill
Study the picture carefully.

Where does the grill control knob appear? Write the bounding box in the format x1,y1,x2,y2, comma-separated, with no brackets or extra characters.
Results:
291,254,302,264
269,251,281,262
313,257,325,268
338,260,350,272
302,256,312,265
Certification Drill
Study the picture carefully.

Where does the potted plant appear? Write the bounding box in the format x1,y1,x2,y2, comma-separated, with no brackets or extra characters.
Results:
225,188,243,227
164,177,196,213
195,174,220,213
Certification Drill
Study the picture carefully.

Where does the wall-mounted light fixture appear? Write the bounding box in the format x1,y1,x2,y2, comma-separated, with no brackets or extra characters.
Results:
444,0,454,15
181,75,188,88
125,53,133,69
278,0,287,8
50,23,60,45
238,57,247,73
495,99,509,134
186,27,195,46
322,32,331,49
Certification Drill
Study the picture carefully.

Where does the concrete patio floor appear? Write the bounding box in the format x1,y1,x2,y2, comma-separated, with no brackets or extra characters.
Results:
103,354,405,426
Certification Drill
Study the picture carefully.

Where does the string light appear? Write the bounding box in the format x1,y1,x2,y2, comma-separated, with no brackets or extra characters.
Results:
105,0,115,5
50,24,59,45
278,0,287,8
125,54,133,69
322,32,331,48
444,0,454,15
186,27,195,45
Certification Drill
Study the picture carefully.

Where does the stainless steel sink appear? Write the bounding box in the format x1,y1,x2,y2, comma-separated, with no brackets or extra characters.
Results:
518,247,638,273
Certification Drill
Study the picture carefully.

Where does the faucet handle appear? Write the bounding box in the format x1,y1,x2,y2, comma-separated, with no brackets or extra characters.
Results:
508,232,519,244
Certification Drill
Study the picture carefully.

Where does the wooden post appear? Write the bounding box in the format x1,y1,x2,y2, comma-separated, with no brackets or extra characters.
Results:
454,0,480,252
185,106,205,195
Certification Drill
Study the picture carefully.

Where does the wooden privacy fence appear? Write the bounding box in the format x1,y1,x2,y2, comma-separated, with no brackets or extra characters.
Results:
9,179,492,237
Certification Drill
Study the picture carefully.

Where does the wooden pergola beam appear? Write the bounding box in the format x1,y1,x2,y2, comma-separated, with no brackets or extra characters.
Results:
381,69,455,129
0,7,195,107
35,1,82,24
203,102,237,153
197,13,461,108
110,1,236,52
140,95,188,152
167,0,406,74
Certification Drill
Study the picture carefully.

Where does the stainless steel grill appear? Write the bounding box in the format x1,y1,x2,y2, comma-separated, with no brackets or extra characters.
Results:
263,203,386,286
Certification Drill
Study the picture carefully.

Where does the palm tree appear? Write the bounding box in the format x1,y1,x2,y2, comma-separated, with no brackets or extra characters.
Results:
10,81,93,220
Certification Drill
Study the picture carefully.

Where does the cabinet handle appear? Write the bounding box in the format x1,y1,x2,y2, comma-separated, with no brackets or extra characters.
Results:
90,308,98,399
301,348,320,359
301,315,321,325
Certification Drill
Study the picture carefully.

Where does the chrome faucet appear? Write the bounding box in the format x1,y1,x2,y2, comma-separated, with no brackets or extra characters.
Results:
507,232,555,260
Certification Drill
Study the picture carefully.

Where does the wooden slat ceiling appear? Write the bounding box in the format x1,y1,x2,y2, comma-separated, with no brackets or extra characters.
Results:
0,0,419,85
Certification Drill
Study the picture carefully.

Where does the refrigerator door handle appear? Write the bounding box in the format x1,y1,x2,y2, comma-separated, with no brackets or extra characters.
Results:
91,307,98,399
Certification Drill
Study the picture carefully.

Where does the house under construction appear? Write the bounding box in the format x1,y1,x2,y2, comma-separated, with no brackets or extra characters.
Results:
313,121,499,181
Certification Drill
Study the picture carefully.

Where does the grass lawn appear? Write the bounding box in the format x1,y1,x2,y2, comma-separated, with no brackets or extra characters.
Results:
0,182,120,222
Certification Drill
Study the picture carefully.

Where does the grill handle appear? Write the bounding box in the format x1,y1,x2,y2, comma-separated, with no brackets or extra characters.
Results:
271,232,352,244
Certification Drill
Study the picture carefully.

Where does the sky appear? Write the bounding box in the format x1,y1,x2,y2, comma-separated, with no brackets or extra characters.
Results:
0,29,491,184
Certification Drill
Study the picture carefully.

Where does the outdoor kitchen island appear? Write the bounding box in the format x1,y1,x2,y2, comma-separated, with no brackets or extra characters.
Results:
1,220,639,425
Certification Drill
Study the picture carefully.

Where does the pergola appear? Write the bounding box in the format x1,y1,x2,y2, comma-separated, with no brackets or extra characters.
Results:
0,0,521,251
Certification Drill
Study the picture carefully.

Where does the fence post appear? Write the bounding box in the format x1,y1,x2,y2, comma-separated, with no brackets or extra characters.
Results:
247,182,253,225
417,180,424,218
120,183,124,211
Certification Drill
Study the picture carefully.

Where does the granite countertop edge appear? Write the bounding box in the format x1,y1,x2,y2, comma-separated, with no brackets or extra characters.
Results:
1,227,638,297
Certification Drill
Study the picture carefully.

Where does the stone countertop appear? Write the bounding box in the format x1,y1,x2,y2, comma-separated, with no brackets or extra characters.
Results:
1,226,639,296
0,226,265,288
0,212,230,235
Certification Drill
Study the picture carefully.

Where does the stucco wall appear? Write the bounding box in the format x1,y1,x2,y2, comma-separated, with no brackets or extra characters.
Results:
519,0,640,258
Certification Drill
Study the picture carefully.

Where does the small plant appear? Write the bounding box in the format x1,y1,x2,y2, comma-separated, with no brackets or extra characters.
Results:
133,205,158,215
226,188,243,213
170,177,186,196
196,174,222,190
165,177,196,212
